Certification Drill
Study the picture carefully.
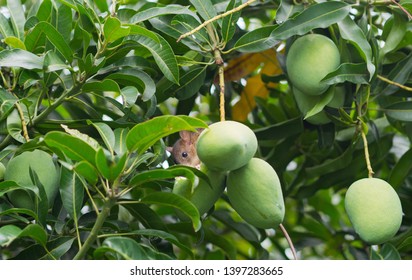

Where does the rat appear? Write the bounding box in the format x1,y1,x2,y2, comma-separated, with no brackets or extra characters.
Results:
167,129,204,168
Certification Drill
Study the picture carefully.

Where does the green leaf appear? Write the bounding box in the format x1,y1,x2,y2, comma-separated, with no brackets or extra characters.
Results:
131,229,194,258
7,109,26,143
269,2,351,40
95,148,127,181
189,0,218,21
0,89,18,121
0,49,43,69
73,161,99,186
128,25,179,84
150,15,206,51
304,87,335,119
94,236,152,260
221,0,241,43
384,101,412,122
0,13,14,38
88,121,115,153
254,117,304,141
389,148,412,190
130,4,197,24
305,144,355,178
377,53,412,96
41,237,75,260
94,0,109,12
4,36,26,49
82,79,121,96
114,128,129,156
140,192,201,232
129,167,197,187
338,16,375,79
44,131,97,165
379,12,408,61
0,224,47,247
276,0,304,23
233,25,277,53
371,243,401,260
106,69,156,102
7,0,25,40
0,225,22,247
321,63,369,85
126,115,207,153
60,167,84,220
44,50,70,72
25,21,73,63
103,16,131,44
174,66,207,100
122,203,167,231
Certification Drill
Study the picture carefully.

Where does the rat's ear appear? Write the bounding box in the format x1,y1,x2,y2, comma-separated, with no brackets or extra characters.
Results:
179,130,192,142
166,146,173,153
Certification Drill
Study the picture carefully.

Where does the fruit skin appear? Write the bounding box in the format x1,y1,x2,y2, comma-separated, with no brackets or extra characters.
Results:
0,162,5,180
293,85,345,125
5,149,60,210
196,121,257,171
286,34,340,95
227,158,285,229
345,178,403,245
173,164,226,219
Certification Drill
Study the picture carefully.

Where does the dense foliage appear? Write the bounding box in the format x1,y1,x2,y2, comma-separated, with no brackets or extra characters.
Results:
0,0,411,260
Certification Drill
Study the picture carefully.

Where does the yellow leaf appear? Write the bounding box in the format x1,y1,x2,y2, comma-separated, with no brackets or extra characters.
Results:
224,49,278,82
232,51,283,122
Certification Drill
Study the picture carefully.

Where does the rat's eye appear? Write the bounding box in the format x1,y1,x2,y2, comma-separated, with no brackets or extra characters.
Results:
182,152,188,158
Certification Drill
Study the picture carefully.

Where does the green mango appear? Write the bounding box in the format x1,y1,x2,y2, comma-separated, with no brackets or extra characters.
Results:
5,149,60,210
227,158,285,229
345,178,403,244
196,121,257,171
286,34,340,95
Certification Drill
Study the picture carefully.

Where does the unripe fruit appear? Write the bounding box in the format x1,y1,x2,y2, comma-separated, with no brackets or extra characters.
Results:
227,158,285,229
5,149,60,210
196,121,257,171
0,162,5,180
345,178,403,244
286,34,340,95
173,164,226,219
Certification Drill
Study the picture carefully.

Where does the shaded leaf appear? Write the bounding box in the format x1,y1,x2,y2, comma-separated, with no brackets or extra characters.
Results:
338,16,375,79
131,229,194,258
385,101,412,122
140,192,201,232
60,167,84,220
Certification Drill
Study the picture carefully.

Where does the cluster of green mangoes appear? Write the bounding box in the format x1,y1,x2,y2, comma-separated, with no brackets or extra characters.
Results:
173,121,285,229
286,33,345,125
286,33,403,244
1,149,60,210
